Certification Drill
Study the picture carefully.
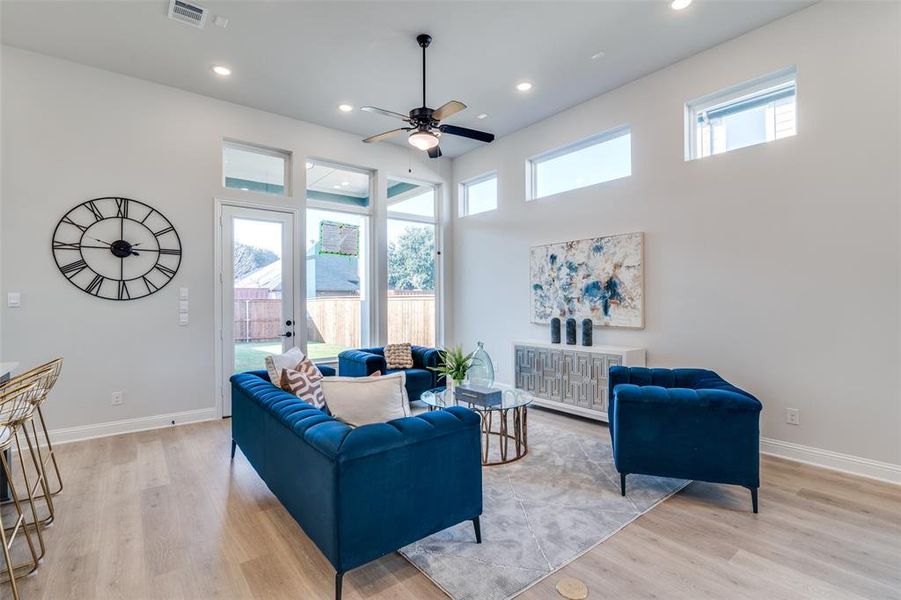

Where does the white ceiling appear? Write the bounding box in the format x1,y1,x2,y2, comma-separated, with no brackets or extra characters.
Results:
1,0,814,158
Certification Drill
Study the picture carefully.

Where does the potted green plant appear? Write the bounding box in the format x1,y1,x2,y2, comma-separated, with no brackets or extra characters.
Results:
430,345,477,394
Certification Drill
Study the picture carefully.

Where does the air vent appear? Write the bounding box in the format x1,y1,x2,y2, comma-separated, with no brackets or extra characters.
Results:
168,0,207,28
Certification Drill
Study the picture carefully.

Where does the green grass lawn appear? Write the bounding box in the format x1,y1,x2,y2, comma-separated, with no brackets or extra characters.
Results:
233,341,346,373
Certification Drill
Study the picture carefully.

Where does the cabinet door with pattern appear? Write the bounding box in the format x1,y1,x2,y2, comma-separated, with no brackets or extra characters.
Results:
590,355,608,412
562,351,592,407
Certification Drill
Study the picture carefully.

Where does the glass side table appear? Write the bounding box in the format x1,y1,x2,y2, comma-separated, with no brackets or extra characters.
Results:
421,387,532,466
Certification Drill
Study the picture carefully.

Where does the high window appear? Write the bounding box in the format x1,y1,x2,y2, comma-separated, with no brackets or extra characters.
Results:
460,172,497,216
305,161,372,360
528,126,631,200
223,141,290,195
386,179,438,348
686,67,797,160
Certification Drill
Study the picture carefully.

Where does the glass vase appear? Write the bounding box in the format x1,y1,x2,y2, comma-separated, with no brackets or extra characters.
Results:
468,341,495,387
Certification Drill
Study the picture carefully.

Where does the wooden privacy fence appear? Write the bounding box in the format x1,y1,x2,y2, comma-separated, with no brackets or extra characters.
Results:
234,295,435,347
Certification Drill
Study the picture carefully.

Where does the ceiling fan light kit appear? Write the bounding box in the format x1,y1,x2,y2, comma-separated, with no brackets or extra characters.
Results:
409,130,440,150
360,33,495,157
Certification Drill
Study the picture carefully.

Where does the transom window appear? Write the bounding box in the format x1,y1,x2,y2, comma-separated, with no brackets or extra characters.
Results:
686,67,797,160
528,126,631,200
223,140,290,195
460,172,497,216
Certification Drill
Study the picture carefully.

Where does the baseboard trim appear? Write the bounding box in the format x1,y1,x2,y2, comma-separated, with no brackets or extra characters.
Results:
760,437,901,485
48,408,219,445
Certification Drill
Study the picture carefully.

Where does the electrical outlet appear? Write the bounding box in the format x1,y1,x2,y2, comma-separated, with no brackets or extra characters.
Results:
112,391,124,406
786,408,800,425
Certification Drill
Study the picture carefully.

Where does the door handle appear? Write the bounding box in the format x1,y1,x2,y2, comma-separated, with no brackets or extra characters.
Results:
282,331,293,338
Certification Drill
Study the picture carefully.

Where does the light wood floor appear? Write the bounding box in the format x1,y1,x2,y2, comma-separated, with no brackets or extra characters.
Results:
5,408,901,600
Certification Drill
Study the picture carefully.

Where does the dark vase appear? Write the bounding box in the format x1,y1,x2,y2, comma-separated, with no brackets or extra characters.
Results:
550,318,561,344
565,318,577,345
581,319,593,346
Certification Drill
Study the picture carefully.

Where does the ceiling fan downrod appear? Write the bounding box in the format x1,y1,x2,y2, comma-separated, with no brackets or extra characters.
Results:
417,34,431,109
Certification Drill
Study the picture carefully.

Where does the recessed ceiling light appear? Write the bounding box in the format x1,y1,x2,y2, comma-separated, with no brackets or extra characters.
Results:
305,162,313,169
333,185,342,189
477,113,488,120
341,181,349,186
516,82,533,92
670,0,692,10
338,104,354,112
212,65,231,77
591,51,606,61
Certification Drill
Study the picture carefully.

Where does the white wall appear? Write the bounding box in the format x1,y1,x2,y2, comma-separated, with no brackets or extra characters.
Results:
0,46,451,434
451,2,901,467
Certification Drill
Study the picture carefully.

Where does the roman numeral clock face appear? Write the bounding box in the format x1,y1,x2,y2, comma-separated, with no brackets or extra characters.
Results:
52,197,182,300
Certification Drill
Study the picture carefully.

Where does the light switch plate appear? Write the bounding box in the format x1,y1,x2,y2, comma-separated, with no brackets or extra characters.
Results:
179,287,189,300
179,313,189,326
179,300,189,312
7,293,20,308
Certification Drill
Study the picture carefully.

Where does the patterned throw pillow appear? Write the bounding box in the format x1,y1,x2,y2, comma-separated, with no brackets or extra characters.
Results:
265,346,305,383
384,343,414,369
279,357,326,409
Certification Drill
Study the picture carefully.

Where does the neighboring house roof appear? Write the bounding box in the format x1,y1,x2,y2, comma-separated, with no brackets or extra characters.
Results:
236,245,360,294
235,259,282,292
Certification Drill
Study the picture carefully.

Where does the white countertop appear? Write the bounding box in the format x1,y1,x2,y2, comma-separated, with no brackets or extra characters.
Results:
513,340,644,353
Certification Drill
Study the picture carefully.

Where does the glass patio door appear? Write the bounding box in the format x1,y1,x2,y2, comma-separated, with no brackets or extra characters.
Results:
221,205,295,416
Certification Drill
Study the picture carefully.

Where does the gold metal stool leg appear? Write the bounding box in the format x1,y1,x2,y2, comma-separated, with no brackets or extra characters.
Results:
7,427,47,561
0,448,40,594
34,403,63,497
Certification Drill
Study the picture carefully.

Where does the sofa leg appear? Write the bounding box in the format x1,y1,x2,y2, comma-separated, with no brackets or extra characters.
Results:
620,473,627,496
335,571,344,600
749,487,758,514
230,439,237,460
472,516,482,544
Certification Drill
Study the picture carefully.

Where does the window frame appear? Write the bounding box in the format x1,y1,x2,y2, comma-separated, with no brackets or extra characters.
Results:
459,171,498,217
222,139,292,197
685,66,797,161
303,159,375,362
385,177,441,349
527,125,632,201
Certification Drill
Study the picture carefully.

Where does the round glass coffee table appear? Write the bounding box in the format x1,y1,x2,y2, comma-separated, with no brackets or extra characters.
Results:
421,387,532,466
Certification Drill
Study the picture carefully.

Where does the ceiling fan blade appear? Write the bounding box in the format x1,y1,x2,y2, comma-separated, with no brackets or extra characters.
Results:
362,128,410,143
427,146,443,159
361,106,411,122
438,124,495,144
431,100,466,121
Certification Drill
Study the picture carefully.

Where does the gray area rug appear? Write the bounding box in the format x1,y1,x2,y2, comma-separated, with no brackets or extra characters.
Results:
400,420,689,600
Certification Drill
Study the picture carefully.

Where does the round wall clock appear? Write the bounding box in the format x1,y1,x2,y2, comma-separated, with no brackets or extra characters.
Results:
51,197,182,300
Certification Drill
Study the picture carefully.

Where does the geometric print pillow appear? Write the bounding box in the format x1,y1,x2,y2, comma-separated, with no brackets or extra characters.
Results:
279,357,326,410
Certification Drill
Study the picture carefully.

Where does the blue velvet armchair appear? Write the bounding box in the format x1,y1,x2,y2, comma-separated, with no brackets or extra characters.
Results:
337,346,440,401
608,367,762,512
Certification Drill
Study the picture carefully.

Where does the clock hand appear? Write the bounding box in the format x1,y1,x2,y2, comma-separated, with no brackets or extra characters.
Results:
90,237,114,245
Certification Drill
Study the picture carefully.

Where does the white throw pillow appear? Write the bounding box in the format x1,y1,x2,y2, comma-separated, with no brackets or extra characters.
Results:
264,346,305,383
320,372,410,427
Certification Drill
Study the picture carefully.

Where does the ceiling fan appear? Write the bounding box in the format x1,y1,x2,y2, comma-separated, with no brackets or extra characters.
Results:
361,34,495,158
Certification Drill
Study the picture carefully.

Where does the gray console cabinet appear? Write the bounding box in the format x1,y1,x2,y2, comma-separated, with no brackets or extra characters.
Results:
513,341,646,422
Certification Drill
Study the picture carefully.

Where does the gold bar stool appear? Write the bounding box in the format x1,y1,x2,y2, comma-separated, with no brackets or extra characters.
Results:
0,379,43,600
0,364,58,556
13,359,64,529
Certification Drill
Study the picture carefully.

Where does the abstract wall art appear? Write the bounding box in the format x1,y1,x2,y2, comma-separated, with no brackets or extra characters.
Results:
530,232,644,328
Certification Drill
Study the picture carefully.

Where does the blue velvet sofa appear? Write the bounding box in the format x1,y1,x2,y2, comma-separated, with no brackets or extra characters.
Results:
337,346,440,401
608,367,762,512
230,369,483,599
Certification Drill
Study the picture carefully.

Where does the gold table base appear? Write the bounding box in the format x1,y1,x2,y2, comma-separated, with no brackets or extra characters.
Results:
430,404,529,466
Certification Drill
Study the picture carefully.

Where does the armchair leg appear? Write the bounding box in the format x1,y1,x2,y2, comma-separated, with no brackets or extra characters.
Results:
749,487,758,514
230,440,237,460
335,571,344,600
472,516,482,544
620,473,627,496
